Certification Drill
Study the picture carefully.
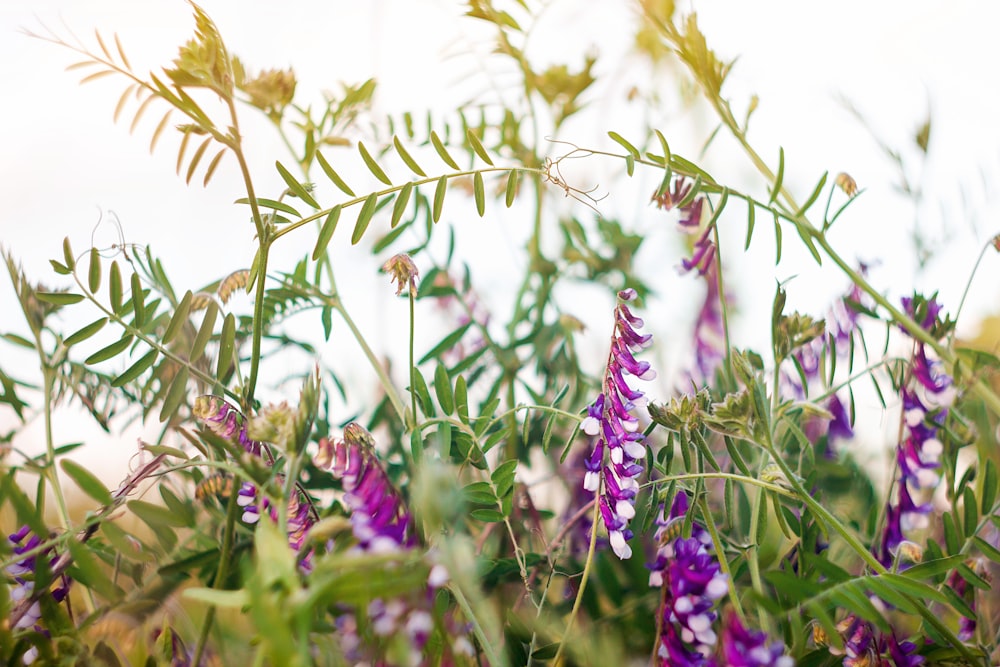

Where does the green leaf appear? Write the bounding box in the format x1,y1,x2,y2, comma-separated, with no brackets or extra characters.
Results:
462,481,497,504
66,539,123,601
109,261,123,313
794,172,828,218
391,182,413,228
60,458,113,505
654,129,672,164
393,136,426,177
190,302,219,363
982,459,997,514
86,335,134,365
505,170,518,207
607,131,640,158
131,272,145,326
313,205,342,260
36,292,85,305
234,197,301,218
183,587,249,608
275,160,319,208
358,141,392,185
128,499,190,528
434,363,454,414
974,535,1000,564
432,175,447,223
162,291,193,345
454,375,469,424
745,201,756,250
466,129,494,165
470,508,505,522
419,322,471,364
625,153,635,176
900,555,965,580
942,511,960,555
111,348,159,387
879,573,951,606
963,486,978,538
65,317,108,347
216,313,236,378
50,260,72,275
491,460,517,499
769,146,785,206
471,171,486,217
316,150,355,197
88,247,102,293
352,193,379,245
411,371,435,418
430,131,460,170
62,236,76,271
159,366,189,423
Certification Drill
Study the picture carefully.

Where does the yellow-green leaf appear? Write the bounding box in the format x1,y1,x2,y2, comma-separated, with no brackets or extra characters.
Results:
312,205,342,260
351,193,379,245
430,131,460,170
505,170,518,208
393,136,426,177
275,160,320,208
358,141,392,185
433,176,447,222
109,261,123,313
391,182,413,228
190,302,218,363
88,247,102,293
85,335,133,365
473,171,485,216
162,291,193,345
65,318,108,347
37,292,85,306
316,151,355,197
216,313,236,378
112,348,159,387
61,459,113,505
466,129,494,166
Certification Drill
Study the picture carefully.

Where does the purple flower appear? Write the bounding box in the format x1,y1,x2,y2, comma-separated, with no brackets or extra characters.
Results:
692,263,726,383
720,610,793,667
648,493,729,666
192,395,262,456
879,296,952,565
320,423,415,553
580,289,656,560
6,525,72,665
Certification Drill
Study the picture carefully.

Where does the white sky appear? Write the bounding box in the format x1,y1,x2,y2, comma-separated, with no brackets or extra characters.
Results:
2,1,1000,486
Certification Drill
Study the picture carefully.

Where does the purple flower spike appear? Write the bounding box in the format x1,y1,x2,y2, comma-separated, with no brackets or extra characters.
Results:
720,610,793,667
579,290,656,560
879,295,953,566
320,424,415,553
192,395,262,456
648,493,729,666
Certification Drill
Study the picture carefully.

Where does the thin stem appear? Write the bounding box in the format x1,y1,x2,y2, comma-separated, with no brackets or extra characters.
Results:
408,286,417,430
553,489,601,667
193,478,241,666
696,494,745,623
333,302,407,422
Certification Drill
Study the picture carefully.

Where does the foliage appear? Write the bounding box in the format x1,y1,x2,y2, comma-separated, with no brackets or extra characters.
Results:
3,2,1000,666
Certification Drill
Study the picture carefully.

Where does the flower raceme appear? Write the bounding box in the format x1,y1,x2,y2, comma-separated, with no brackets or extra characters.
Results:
581,288,655,560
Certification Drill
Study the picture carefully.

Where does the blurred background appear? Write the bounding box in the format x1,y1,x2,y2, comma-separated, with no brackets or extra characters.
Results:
2,0,1000,488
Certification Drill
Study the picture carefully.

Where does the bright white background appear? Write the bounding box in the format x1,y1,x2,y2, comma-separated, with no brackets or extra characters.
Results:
2,1,1000,488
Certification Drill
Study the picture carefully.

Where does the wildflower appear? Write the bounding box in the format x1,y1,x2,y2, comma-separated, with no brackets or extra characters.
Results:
828,615,925,667
648,493,729,665
319,423,415,553
382,253,419,296
581,288,656,560
879,295,953,564
692,263,726,382
720,610,794,667
192,395,262,456
6,525,72,665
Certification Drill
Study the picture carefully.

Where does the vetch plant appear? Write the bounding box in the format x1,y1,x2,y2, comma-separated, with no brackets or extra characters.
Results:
2,3,1000,666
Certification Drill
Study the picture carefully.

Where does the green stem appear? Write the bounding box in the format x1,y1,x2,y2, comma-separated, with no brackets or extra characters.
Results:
553,487,601,667
192,479,240,665
333,302,407,422
745,487,772,635
409,285,417,430
696,495,745,623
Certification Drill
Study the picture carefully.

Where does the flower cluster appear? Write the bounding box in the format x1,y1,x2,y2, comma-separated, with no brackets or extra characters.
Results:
316,422,416,553
820,615,925,667
6,525,72,665
648,494,792,667
653,177,714,276
648,493,728,665
879,296,954,565
720,610,794,667
316,424,480,665
581,288,655,559
193,396,316,564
